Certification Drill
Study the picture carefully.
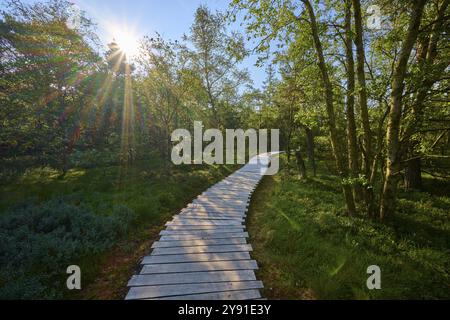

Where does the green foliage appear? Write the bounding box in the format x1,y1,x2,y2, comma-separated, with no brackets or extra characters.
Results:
341,174,370,188
1,0,448,300
0,153,236,299
248,157,450,299
179,5,251,128
232,0,450,218
69,149,119,168
157,192,176,208
0,0,101,175
0,198,137,299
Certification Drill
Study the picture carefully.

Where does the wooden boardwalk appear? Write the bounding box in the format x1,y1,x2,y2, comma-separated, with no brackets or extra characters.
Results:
125,153,278,300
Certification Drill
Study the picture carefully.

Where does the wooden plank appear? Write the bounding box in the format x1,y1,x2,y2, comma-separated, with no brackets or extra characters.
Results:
210,184,255,187
222,181,259,185
193,201,248,207
215,178,256,181
199,196,250,201
183,205,246,210
208,187,254,192
199,198,250,203
178,215,246,221
194,196,250,201
166,225,244,231
210,186,254,189
165,224,245,230
191,200,248,207
128,270,257,287
170,217,244,223
181,207,246,215
207,184,253,187
200,192,251,196
219,176,258,180
192,202,248,208
188,204,248,211
188,201,248,209
151,244,253,255
208,190,254,195
167,219,243,226
141,252,251,264
159,232,249,241
181,211,247,218
160,229,245,236
201,198,250,203
152,238,247,248
140,260,258,273
179,213,246,220
202,191,251,196
178,213,245,220
148,289,261,300
197,196,249,202
125,280,264,300
176,213,245,221
218,180,257,184
228,180,259,183
220,181,259,184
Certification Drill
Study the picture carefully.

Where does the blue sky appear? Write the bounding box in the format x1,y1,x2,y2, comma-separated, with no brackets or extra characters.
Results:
4,0,268,89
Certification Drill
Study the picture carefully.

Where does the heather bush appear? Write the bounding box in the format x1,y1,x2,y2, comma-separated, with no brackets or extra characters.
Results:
0,198,136,299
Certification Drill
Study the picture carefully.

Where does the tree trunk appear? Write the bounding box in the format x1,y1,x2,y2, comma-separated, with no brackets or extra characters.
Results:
296,149,307,179
404,157,422,190
305,127,316,176
380,0,427,221
345,0,363,202
401,0,449,178
353,0,375,216
302,0,356,216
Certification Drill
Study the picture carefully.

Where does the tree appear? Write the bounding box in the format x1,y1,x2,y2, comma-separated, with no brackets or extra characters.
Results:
401,0,450,191
232,0,448,221
0,0,100,176
137,35,184,161
353,0,375,214
301,0,356,215
181,5,250,128
380,0,428,220
231,0,359,214
344,0,362,202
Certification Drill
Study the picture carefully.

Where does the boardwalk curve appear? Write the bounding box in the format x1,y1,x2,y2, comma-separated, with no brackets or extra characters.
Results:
125,153,279,300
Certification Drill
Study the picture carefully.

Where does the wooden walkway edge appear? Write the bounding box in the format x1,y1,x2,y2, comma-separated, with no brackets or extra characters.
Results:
125,153,279,300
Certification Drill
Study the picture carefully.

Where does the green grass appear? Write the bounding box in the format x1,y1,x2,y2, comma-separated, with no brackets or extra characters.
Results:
0,156,239,299
247,156,450,300
0,158,237,224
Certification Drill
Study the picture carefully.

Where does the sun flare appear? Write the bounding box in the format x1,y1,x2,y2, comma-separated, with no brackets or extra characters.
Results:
110,26,140,60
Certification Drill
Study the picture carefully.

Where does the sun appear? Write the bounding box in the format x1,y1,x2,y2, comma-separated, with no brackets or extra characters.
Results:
115,30,139,59
109,26,140,60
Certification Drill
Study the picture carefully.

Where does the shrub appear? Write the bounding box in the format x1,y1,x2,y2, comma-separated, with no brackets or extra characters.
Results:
157,192,176,208
69,149,119,169
112,204,138,235
0,198,136,299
